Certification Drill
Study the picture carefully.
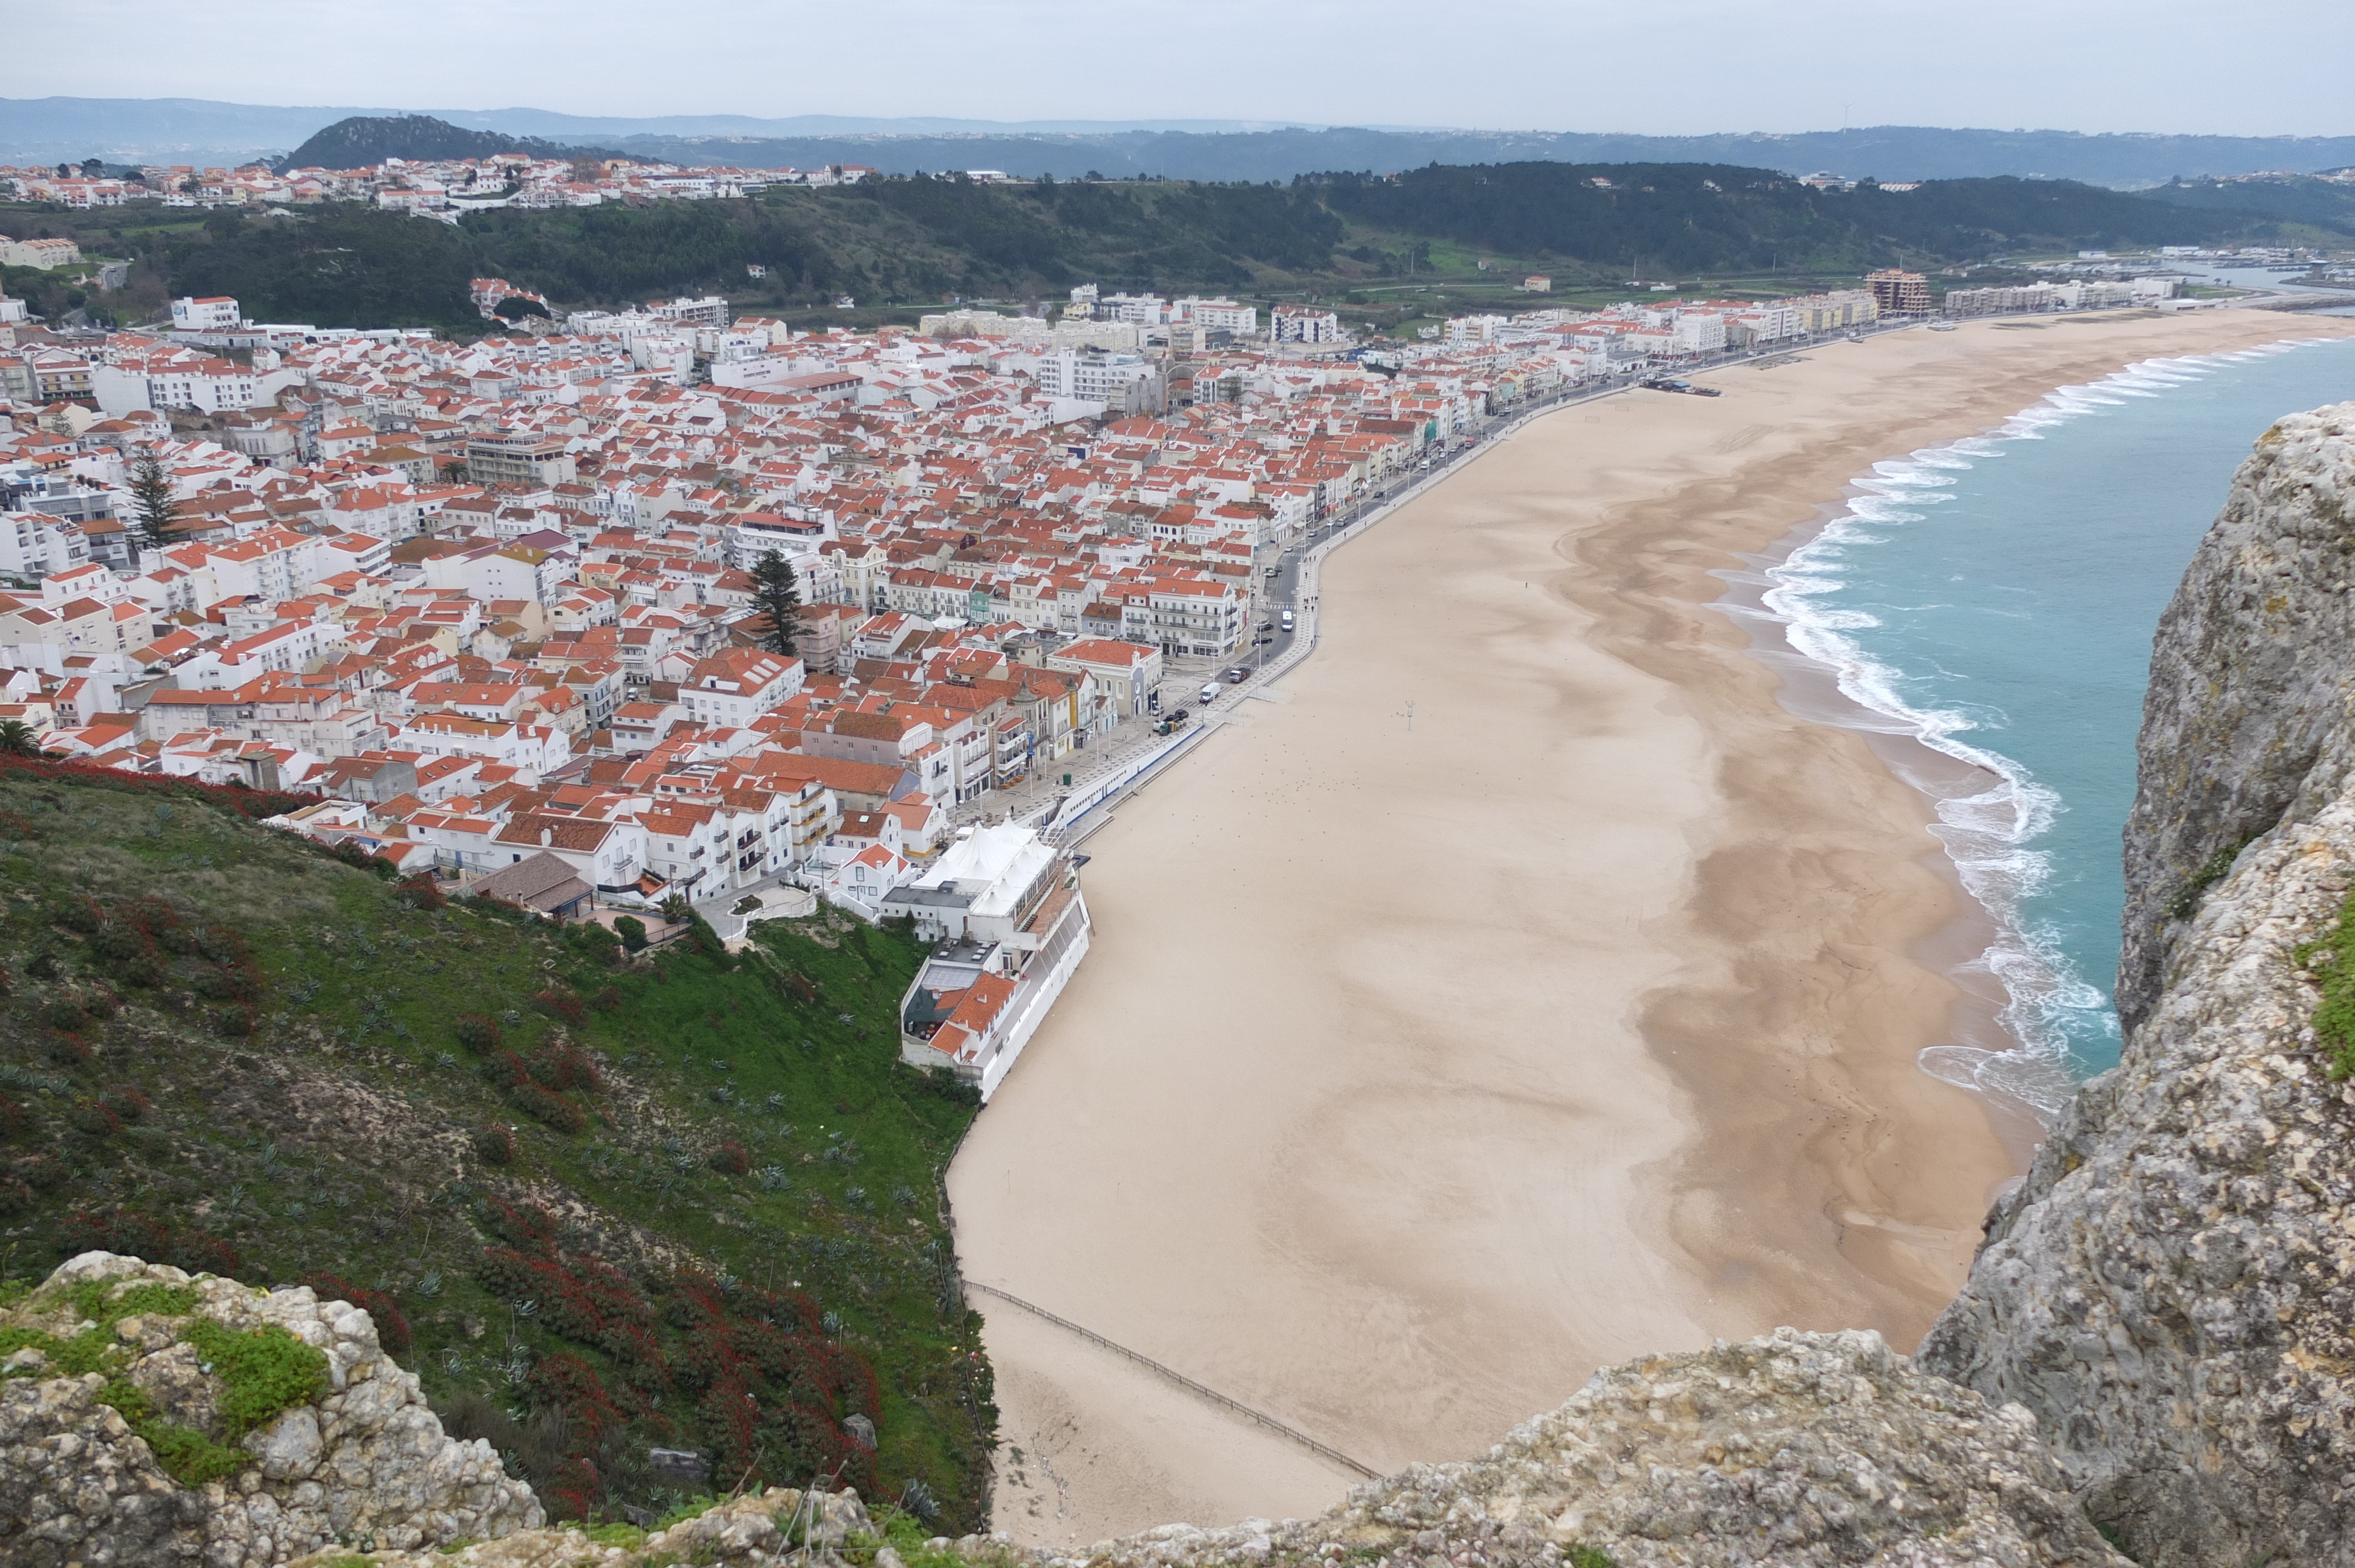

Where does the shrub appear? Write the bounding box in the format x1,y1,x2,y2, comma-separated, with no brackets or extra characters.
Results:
614,915,648,952
88,922,149,963
52,898,104,934
39,995,90,1032
533,988,588,1025
485,1198,560,1251
513,1083,587,1135
330,840,399,879
68,1098,123,1138
528,1043,599,1094
708,1141,750,1177
0,1095,26,1141
46,1032,89,1067
392,873,447,911
454,1014,502,1053
563,922,621,963
213,1005,254,1038
589,984,622,1012
474,1123,516,1165
481,1049,530,1089
15,1152,67,1191
102,1088,151,1124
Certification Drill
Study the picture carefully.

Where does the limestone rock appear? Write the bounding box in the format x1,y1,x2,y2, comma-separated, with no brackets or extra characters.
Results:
289,1487,871,1568
0,1251,542,1567
1924,401,2355,1566
2114,400,2355,1032
293,1336,2118,1568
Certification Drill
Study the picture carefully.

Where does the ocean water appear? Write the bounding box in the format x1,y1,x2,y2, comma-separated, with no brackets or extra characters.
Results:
1753,331,2355,1115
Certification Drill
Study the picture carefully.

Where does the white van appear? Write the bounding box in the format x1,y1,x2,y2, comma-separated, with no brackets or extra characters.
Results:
1199,682,1219,706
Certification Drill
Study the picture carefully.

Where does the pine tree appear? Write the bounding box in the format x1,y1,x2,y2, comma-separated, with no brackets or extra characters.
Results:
748,552,801,658
128,450,178,550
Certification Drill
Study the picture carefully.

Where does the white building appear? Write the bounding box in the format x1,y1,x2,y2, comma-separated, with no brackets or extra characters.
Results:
888,823,1092,1099
171,296,243,332
1033,350,1165,415
1178,297,1259,335
1271,305,1343,344
680,647,805,727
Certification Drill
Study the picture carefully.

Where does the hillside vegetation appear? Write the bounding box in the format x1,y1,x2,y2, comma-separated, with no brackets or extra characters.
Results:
7,158,2308,331
0,760,993,1529
277,114,623,174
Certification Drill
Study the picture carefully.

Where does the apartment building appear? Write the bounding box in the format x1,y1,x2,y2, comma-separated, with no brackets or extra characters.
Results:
465,430,578,487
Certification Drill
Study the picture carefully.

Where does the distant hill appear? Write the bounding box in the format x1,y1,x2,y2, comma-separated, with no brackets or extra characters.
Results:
274,114,625,172
10,98,2355,187
2134,174,2355,232
602,125,2355,190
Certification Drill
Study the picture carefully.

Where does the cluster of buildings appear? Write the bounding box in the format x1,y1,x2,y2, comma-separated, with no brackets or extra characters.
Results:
1943,277,2181,315
0,155,880,217
0,238,2244,1085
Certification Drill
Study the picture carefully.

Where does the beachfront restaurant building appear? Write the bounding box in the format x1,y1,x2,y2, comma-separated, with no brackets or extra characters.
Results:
887,823,1091,1099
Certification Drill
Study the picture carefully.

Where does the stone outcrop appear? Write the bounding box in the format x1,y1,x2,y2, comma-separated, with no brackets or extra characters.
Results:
2113,401,2355,1033
290,1486,876,1568
296,1329,2124,1568
1,1251,541,1566
1922,401,2355,1566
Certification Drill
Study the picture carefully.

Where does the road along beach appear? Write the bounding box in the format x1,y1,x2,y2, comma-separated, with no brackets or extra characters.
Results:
947,307,2355,1547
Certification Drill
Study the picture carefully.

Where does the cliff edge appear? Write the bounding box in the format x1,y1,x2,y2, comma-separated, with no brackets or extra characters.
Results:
1923,401,2355,1566
1,1251,540,1566
288,1326,2124,1568
2113,401,2355,1034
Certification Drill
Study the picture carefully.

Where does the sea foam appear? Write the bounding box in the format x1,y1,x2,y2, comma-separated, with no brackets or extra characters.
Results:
1744,341,2318,1121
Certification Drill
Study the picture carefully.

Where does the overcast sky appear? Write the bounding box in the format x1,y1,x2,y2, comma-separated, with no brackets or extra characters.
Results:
16,0,2350,138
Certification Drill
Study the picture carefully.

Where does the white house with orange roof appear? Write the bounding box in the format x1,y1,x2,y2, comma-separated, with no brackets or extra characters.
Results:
680,646,804,728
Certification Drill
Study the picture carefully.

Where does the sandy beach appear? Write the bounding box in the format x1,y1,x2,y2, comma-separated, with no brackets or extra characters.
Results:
946,307,2355,1547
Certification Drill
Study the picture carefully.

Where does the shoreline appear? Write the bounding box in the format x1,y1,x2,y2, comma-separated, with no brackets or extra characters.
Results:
947,308,2355,1549
1711,506,2050,1171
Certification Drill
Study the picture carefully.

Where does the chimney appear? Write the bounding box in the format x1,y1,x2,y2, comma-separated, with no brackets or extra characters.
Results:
540,826,552,846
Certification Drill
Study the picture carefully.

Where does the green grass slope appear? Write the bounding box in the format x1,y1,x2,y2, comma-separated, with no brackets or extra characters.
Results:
0,759,993,1529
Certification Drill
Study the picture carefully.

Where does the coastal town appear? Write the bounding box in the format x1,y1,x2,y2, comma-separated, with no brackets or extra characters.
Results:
0,221,2291,1092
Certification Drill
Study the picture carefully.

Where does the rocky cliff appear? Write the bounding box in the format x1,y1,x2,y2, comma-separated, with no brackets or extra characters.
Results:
1922,400,2355,1566
283,1326,2123,1568
1,1251,540,1566
2112,401,2355,1034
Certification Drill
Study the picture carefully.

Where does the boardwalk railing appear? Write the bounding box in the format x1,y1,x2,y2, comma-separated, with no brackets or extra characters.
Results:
962,1280,1378,1479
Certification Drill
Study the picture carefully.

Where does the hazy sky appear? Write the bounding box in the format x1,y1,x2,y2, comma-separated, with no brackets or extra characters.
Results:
16,0,2350,137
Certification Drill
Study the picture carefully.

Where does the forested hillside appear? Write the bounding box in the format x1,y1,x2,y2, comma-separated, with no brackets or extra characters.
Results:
0,760,993,1529
2134,174,2355,231
1309,164,2313,273
8,160,2301,330
275,114,623,174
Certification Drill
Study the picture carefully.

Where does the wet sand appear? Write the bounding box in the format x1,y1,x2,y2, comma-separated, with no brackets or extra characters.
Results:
946,308,2355,1547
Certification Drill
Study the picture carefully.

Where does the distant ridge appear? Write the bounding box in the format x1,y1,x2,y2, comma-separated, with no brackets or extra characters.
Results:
275,114,628,173
5,97,2354,188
